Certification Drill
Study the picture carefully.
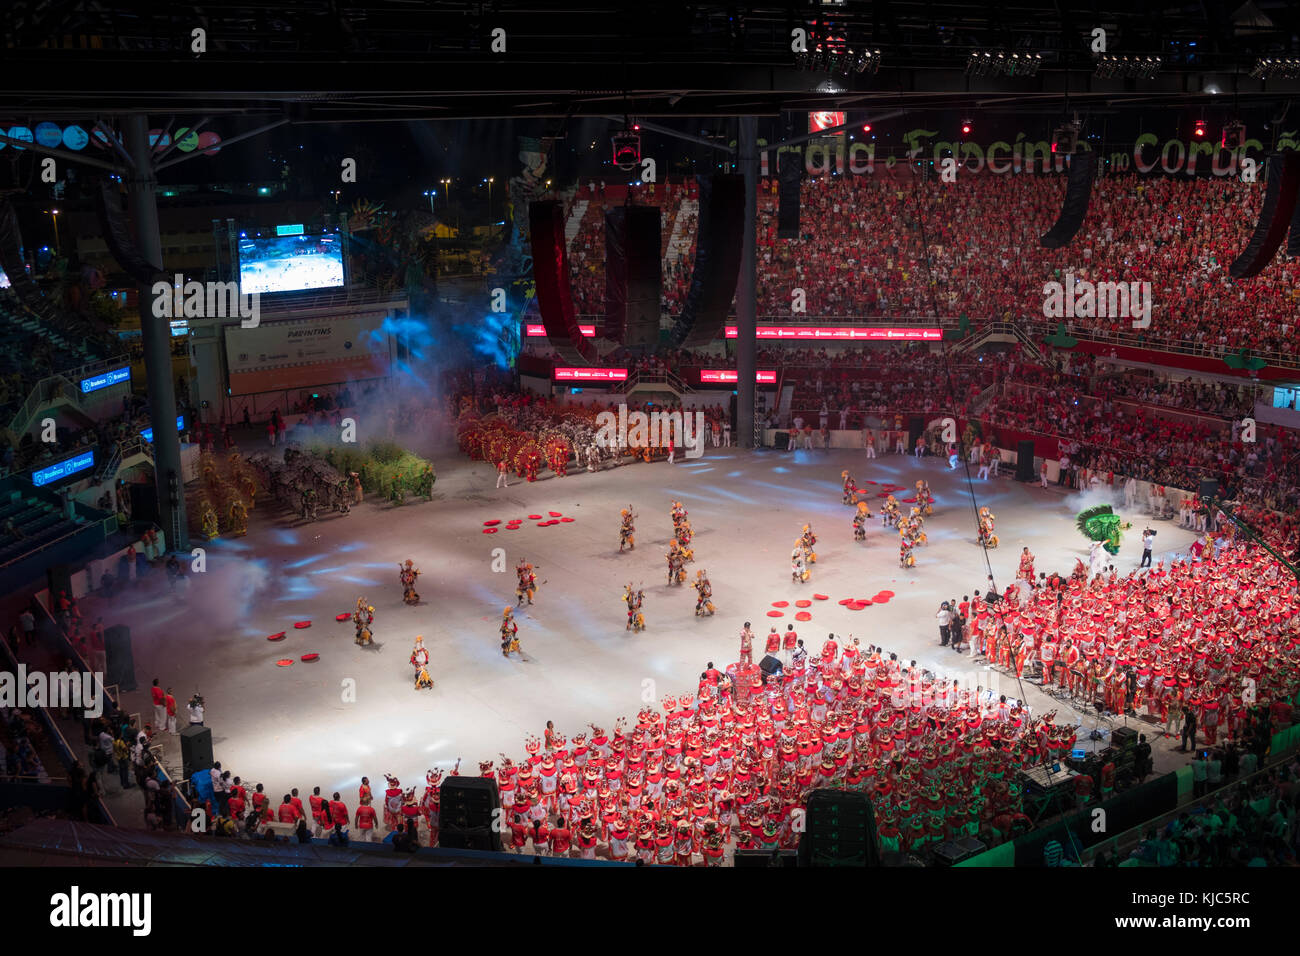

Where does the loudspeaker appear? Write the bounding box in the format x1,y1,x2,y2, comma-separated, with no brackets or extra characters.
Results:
439,776,503,852
1198,478,1220,500
625,205,662,347
797,789,880,867
673,174,746,347
735,848,799,867
1110,726,1138,751
931,840,972,866
128,483,160,525
95,180,162,284
528,200,596,365
908,416,925,449
47,564,74,601
759,654,782,676
102,624,137,691
777,151,803,239
1231,150,1300,278
1015,439,1036,481
180,724,213,780
1039,151,1097,249
773,431,790,451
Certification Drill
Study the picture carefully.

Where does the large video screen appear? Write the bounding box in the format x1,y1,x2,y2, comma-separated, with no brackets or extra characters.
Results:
237,232,344,295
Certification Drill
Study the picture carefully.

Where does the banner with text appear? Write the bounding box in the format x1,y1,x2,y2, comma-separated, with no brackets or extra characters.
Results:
223,313,392,395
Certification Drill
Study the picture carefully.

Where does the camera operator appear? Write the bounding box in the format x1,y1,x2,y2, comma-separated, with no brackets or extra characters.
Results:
1139,527,1155,568
187,693,205,727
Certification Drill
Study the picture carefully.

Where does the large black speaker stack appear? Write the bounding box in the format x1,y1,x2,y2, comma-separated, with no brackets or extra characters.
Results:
1015,439,1036,482
1231,151,1300,278
103,624,137,691
796,789,880,867
180,724,213,780
439,776,503,852
1039,151,1097,249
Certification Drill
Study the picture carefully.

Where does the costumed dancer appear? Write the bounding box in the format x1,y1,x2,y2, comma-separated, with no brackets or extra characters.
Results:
410,635,433,690
353,597,374,646
1017,548,1035,585
515,558,539,605
841,470,859,506
853,501,870,542
882,495,900,529
692,570,715,617
399,559,421,605
978,506,999,548
916,479,934,517
624,583,646,632
791,546,809,584
501,606,520,657
619,507,636,552
800,524,818,563
900,537,916,568
666,541,687,586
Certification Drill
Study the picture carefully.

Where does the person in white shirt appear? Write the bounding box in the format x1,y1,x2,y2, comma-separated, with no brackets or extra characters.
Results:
936,602,953,647
188,698,205,726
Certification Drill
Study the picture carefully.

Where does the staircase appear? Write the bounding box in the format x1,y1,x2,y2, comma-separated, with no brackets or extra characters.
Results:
953,320,1045,363
663,199,697,273
564,199,589,253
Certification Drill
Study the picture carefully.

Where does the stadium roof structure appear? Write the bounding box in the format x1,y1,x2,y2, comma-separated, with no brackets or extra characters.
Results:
2,1,1300,120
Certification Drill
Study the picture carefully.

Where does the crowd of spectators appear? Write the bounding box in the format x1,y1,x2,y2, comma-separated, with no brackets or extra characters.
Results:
1120,755,1300,867
559,173,1300,358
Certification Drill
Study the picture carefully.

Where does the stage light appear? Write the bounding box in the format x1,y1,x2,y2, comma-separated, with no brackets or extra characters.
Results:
612,130,641,171
1051,122,1081,154
965,49,1040,77
1194,120,1206,138
1251,58,1300,79
961,120,972,136
1221,121,1246,149
863,124,871,132
1095,54,1162,79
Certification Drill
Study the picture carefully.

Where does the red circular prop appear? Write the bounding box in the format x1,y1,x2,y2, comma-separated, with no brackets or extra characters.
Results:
795,611,812,622
795,600,812,608
294,621,311,629
483,528,498,534
561,517,575,523
267,632,286,641
838,599,854,606
300,653,319,662
483,519,501,526
335,613,350,621
276,659,294,667
813,594,829,601
528,514,543,520
505,525,520,530
847,601,870,610
766,610,784,617
771,601,789,608
875,590,896,600
548,511,563,517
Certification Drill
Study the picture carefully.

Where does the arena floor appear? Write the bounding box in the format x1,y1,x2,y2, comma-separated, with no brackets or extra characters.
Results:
91,443,1203,806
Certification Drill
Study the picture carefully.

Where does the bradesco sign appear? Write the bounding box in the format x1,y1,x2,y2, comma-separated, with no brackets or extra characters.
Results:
553,367,629,382
79,366,131,393
699,369,778,384
526,324,596,336
724,326,943,341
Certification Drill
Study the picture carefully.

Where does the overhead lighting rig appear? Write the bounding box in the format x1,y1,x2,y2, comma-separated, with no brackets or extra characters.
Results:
1094,55,1162,79
964,50,1043,77
795,44,881,75
1251,58,1300,80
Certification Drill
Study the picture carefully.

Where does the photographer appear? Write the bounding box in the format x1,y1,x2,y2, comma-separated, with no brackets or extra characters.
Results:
187,694,205,727
1140,528,1155,568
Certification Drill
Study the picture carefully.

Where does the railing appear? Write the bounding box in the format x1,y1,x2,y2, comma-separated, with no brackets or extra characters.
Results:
5,352,134,439
0,621,114,825
95,436,150,483
624,368,691,394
